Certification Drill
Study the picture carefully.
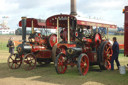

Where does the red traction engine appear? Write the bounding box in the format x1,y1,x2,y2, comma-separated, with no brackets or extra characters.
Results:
7,17,57,70
46,14,114,76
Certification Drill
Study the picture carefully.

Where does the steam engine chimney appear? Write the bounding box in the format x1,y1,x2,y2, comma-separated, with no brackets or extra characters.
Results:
70,0,77,16
21,17,27,43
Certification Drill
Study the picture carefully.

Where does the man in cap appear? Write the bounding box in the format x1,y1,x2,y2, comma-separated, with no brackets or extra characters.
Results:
7,37,15,55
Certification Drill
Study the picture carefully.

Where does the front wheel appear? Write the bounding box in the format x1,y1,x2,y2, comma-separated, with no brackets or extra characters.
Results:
55,53,67,74
7,53,22,69
77,54,89,76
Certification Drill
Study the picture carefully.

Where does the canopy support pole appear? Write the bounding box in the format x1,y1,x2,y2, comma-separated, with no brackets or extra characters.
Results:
68,17,70,43
57,18,59,43
31,20,34,34
96,27,98,33
107,28,109,39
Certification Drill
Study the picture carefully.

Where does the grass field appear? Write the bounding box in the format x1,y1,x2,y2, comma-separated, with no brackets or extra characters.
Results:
108,35,124,44
0,35,127,85
0,50,128,85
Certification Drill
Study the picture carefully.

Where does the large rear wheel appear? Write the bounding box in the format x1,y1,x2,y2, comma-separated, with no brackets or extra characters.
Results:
77,54,89,76
55,53,67,74
98,41,113,70
22,53,36,70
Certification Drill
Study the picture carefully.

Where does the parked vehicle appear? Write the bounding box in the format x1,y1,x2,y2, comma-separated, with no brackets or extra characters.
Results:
7,17,57,70
46,14,116,75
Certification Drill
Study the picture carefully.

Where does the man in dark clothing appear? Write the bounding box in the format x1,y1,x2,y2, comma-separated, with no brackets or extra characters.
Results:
111,37,120,70
7,37,15,55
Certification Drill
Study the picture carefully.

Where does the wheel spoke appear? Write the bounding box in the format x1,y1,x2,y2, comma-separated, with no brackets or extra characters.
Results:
10,57,14,61
8,62,12,63
100,42,113,70
15,64,17,68
59,62,62,66
11,63,14,68
107,47,110,52
78,55,89,76
8,54,22,69
109,54,112,57
30,58,34,61
15,62,19,66
55,53,67,74
23,53,36,70
61,66,64,70
81,59,84,63
81,63,85,68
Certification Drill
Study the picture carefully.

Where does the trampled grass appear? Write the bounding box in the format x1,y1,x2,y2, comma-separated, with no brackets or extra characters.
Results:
0,50,128,85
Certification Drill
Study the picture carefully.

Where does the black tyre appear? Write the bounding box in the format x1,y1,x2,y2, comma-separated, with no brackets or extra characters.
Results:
97,41,112,70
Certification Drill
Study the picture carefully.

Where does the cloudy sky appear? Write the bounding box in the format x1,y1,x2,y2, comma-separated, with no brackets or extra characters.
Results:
0,0,128,29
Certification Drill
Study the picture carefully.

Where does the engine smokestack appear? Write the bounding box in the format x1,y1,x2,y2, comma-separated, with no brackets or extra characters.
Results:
70,0,77,16
21,17,27,43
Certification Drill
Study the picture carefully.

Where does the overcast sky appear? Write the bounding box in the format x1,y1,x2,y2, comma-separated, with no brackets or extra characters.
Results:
0,0,128,29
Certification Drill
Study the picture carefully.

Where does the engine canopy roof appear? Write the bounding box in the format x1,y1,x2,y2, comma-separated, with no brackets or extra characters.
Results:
46,14,117,29
19,18,46,28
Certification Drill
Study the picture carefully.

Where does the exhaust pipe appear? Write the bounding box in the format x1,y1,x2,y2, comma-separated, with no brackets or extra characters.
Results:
21,17,27,43
70,0,77,16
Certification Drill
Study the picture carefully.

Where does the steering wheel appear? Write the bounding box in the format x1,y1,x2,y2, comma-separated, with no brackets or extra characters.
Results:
83,29,91,38
75,28,91,42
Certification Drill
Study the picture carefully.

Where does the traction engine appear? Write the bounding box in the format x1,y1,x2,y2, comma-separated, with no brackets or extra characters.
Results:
7,17,57,70
46,14,115,76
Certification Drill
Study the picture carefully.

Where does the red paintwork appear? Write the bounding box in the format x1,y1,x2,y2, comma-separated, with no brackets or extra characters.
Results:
87,52,97,63
30,44,52,58
75,32,78,37
83,38,92,43
32,46,46,52
46,14,76,28
119,44,124,49
77,20,116,29
95,33,102,44
35,50,52,58
80,55,89,75
56,54,67,74
46,14,116,29
46,14,113,75
34,36,47,45
124,6,128,56
27,33,57,59
19,18,46,28
57,43,76,48
49,34,57,47
103,42,112,70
